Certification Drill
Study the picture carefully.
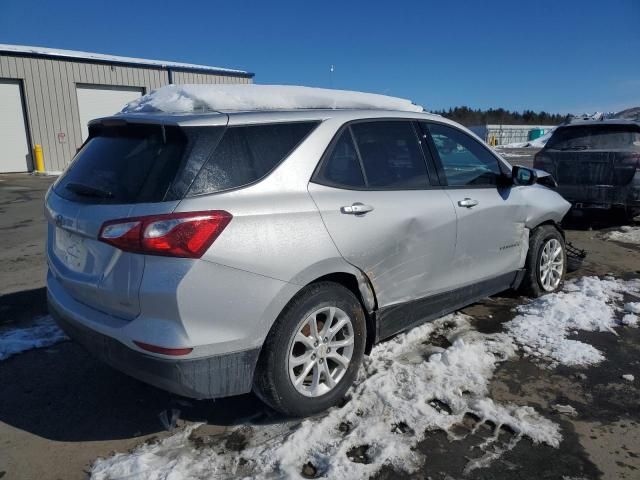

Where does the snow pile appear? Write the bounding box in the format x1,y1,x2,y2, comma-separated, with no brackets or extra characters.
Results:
506,276,640,367
552,404,578,417
91,315,560,479
605,226,640,245
622,313,639,327
496,151,529,159
622,374,635,382
121,84,424,114
0,316,68,361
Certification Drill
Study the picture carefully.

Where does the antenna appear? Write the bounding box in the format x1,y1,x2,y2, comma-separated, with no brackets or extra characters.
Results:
330,64,335,89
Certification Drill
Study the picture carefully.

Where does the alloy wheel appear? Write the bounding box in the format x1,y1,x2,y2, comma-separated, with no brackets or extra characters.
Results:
539,238,564,292
287,306,355,397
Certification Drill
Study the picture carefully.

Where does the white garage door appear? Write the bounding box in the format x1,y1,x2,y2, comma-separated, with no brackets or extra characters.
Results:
0,81,30,173
76,85,143,141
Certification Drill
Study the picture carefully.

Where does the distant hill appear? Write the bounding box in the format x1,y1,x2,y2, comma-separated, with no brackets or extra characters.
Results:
614,107,640,121
434,106,567,127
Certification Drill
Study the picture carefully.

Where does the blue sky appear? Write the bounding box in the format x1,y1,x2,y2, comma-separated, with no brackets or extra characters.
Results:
1,0,638,113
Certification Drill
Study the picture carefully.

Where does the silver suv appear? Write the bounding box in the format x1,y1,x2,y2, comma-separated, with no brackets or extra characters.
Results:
46,106,570,416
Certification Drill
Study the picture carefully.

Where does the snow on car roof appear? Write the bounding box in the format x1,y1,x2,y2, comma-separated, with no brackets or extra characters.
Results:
0,44,252,76
120,84,425,114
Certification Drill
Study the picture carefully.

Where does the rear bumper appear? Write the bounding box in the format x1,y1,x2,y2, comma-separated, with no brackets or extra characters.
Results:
558,184,640,209
48,295,260,400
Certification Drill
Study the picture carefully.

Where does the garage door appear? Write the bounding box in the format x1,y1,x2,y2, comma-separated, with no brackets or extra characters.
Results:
0,81,30,173
76,85,143,141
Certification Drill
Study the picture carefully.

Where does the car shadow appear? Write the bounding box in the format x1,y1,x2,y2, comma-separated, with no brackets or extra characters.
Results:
0,338,287,442
0,287,49,326
0,287,287,443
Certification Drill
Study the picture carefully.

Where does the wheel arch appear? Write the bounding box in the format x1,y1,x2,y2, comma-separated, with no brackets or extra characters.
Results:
305,271,378,354
529,219,565,239
270,260,379,355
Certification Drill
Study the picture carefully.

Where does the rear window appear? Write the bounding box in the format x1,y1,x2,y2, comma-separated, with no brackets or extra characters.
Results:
546,124,640,150
55,124,189,204
54,121,318,204
187,122,318,196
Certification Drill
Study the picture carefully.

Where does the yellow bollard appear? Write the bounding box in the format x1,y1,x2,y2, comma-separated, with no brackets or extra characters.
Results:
34,144,45,173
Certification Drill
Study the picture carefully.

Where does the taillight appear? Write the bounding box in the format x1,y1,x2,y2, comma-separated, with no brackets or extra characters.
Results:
99,210,232,258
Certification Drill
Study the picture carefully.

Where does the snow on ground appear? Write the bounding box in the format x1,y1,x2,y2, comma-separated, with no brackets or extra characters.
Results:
496,151,530,159
121,84,424,114
91,315,560,480
622,313,639,327
506,276,640,367
91,276,640,479
605,226,640,245
0,316,68,361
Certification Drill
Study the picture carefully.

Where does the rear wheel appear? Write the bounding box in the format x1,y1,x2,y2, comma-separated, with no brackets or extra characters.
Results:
520,225,566,297
253,282,366,416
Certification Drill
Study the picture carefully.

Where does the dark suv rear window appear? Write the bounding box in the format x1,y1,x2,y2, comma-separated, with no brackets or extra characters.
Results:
546,124,640,150
187,122,318,196
55,124,190,204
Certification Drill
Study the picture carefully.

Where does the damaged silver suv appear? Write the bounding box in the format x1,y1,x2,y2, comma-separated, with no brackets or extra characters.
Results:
46,86,570,416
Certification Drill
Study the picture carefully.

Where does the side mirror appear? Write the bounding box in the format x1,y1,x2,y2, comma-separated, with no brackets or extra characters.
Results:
512,165,536,186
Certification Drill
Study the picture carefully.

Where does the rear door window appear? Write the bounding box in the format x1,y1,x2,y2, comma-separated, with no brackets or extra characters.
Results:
315,130,366,188
546,124,640,150
187,122,318,196
350,121,429,189
55,124,189,204
426,122,501,186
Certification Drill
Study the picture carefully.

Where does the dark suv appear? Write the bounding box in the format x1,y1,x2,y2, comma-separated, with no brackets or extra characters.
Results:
533,120,640,219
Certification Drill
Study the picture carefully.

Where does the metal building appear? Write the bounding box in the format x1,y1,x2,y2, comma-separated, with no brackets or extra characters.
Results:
0,44,254,173
470,124,556,146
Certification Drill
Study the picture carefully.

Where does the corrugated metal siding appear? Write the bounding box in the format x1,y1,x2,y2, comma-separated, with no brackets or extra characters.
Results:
0,54,251,171
172,70,252,85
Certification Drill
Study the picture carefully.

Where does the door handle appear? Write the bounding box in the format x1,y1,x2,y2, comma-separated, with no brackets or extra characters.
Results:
458,198,479,208
341,202,374,215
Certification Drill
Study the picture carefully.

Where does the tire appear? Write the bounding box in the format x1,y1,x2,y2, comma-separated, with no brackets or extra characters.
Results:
253,281,366,417
519,225,566,297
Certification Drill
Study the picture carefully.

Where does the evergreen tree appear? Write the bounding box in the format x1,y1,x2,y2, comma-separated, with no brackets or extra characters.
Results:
433,106,565,127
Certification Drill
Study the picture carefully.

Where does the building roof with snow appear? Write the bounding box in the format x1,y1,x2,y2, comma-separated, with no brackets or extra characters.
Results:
0,44,253,78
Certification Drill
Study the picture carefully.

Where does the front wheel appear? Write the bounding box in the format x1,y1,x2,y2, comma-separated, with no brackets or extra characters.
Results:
519,225,566,297
253,282,366,417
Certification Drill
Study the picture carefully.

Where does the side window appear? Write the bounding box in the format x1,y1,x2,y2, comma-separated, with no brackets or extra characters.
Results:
317,129,366,188
188,122,317,196
427,122,501,186
351,121,429,189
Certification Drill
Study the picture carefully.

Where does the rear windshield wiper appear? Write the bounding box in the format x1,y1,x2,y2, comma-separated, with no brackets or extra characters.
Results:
65,182,114,199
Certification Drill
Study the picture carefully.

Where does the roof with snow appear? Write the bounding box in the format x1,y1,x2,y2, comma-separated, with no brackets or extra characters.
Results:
560,118,640,127
0,44,253,77
121,84,425,114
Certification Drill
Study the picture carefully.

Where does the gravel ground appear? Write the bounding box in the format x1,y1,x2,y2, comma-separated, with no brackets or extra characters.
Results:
1,172,639,480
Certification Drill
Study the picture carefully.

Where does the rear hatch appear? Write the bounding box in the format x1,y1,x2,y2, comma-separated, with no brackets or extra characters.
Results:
535,124,640,201
46,119,226,319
